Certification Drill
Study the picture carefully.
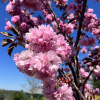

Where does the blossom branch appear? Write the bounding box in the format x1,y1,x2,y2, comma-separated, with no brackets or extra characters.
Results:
5,18,19,36
45,0,62,34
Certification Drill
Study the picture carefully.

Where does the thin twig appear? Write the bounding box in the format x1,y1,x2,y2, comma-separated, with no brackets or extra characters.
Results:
82,65,97,95
61,71,86,100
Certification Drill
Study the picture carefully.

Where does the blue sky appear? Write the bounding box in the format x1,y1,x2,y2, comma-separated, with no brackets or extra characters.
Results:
0,0,100,91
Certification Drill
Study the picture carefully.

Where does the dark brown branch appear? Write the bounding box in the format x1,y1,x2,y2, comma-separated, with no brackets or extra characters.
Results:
75,0,87,48
68,63,80,100
75,56,79,79
68,63,77,85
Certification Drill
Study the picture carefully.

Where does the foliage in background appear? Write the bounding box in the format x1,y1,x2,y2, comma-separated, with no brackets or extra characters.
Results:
41,96,45,100
90,74,100,89
13,90,24,100
0,89,6,100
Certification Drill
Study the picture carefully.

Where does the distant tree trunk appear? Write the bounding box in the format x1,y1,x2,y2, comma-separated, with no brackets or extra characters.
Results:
30,92,34,98
21,74,41,98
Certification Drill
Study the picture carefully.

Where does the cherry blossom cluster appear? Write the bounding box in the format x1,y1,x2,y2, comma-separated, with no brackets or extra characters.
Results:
41,80,75,100
13,24,76,99
79,37,96,46
5,0,45,33
25,25,74,61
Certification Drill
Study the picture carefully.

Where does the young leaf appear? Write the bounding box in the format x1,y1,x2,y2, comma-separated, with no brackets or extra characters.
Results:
0,32,14,38
7,42,17,56
1,38,15,46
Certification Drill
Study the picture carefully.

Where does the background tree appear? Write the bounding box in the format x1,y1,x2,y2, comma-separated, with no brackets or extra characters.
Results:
21,75,41,98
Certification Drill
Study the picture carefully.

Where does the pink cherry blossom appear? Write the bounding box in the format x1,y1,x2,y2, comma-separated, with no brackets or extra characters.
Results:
11,15,20,24
65,23,74,34
45,14,53,24
53,82,75,100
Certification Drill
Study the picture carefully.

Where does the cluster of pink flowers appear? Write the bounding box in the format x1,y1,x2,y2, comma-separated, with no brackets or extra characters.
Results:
14,50,62,80
79,37,96,46
5,2,45,33
42,80,75,100
13,24,76,99
25,25,73,61
80,68,90,78
84,8,100,37
52,20,74,34
6,1,22,16
40,1,55,24
19,0,41,11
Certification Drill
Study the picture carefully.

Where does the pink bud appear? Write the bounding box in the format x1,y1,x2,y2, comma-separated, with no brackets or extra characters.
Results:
21,22,26,28
5,21,12,31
